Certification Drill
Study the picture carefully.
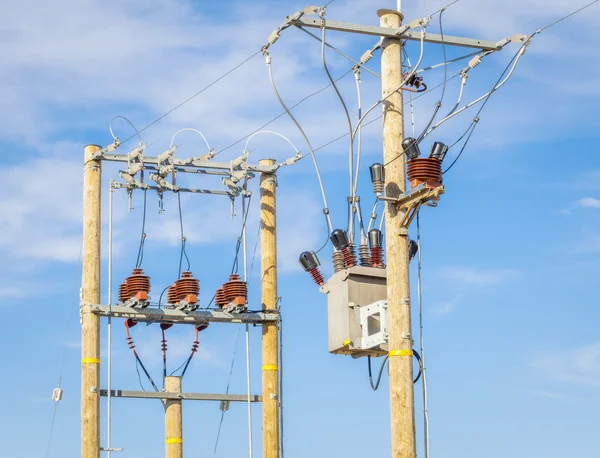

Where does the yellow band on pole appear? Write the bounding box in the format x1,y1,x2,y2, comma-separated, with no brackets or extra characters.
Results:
166,438,182,444
342,339,352,346
82,358,100,364
262,365,278,371
388,350,413,357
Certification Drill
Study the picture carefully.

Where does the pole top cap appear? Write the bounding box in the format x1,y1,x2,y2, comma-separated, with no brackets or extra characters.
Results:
377,9,404,21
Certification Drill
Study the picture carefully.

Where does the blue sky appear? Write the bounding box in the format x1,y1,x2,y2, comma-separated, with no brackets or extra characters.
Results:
1,0,600,457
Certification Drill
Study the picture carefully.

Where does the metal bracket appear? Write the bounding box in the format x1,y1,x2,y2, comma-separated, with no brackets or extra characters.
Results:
100,390,262,402
358,300,389,350
378,184,445,230
293,17,505,51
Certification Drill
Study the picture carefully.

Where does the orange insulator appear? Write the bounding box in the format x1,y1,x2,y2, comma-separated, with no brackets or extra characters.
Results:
215,287,228,308
167,282,179,305
407,158,443,189
223,274,248,306
120,268,151,302
172,271,199,305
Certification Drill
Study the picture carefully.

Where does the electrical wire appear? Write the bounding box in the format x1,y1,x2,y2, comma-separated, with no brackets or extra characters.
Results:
416,9,448,143
422,35,534,141
217,68,354,156
177,192,191,278
349,28,426,146
320,13,355,240
296,26,381,79
231,195,253,274
416,212,431,458
171,127,213,154
265,52,333,233
135,187,148,269
443,35,536,174
213,329,242,457
367,350,422,391
120,50,262,146
244,131,299,155
46,242,83,458
109,115,143,144
540,0,599,31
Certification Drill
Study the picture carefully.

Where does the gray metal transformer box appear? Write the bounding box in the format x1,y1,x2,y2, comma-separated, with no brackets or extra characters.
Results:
319,266,388,358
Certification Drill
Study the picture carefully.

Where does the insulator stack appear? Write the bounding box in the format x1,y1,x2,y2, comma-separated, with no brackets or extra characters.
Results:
407,157,443,189
167,282,179,304
176,271,200,303
119,268,151,302
371,246,384,268
342,247,357,268
332,250,345,273
308,268,325,286
215,287,228,308
359,243,372,267
223,274,248,306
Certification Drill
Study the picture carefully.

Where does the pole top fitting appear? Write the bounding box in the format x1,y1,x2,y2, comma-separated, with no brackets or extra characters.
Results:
84,144,102,150
377,9,404,21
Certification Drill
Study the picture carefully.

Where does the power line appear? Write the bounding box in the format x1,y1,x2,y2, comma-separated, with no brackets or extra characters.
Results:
121,50,262,145
540,0,599,31
216,68,354,156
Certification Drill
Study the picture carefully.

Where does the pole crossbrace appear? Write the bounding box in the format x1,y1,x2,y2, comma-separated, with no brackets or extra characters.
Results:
84,304,280,325
293,17,505,51
100,390,262,402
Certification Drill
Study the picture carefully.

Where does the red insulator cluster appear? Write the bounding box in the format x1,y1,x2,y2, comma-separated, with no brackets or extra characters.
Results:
223,274,248,306
215,274,248,308
341,247,357,268
308,267,325,286
407,157,443,189
119,268,151,303
370,247,384,268
167,271,200,305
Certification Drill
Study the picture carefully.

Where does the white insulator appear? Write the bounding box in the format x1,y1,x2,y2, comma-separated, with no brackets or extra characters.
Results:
360,49,374,65
52,388,63,403
468,55,483,69
268,30,280,45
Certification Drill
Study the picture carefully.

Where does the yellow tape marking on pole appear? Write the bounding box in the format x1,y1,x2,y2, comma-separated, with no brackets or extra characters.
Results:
388,350,413,357
82,358,100,364
262,365,278,371
166,438,183,444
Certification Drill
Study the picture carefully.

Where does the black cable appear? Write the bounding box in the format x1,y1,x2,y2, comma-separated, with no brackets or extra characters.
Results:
315,212,332,254
368,355,389,391
367,350,422,391
135,359,146,391
177,192,191,278
135,354,159,392
135,187,148,269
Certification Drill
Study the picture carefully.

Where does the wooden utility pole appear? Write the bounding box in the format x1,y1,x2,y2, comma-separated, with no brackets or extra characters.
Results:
82,144,102,458
260,158,279,458
379,9,416,458
165,376,183,458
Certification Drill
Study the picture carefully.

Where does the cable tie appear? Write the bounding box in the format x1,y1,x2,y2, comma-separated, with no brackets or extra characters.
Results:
473,117,480,123
323,208,330,215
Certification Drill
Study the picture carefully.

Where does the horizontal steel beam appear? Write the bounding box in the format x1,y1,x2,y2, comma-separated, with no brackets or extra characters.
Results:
96,152,276,173
114,183,233,197
294,17,502,51
100,390,262,402
85,304,279,324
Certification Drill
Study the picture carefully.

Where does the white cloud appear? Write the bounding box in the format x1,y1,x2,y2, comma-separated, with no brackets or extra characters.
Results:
437,266,519,286
534,342,600,386
577,197,600,209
